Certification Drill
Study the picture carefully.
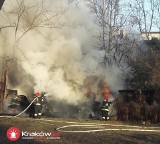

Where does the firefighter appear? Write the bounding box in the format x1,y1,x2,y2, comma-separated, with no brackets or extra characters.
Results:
34,92,43,119
40,92,47,114
101,81,111,120
101,100,112,120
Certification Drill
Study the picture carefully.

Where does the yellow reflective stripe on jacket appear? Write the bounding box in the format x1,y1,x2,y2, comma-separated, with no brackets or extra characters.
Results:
102,108,109,111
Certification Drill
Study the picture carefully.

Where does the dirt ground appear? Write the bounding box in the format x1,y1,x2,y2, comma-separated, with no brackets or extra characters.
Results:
0,117,160,144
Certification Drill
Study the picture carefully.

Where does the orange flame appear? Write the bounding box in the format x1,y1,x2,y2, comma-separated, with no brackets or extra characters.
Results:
101,81,110,101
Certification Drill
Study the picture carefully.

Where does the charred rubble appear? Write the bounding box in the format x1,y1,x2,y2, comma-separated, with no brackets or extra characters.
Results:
0,86,35,116
6,90,102,119
7,93,35,117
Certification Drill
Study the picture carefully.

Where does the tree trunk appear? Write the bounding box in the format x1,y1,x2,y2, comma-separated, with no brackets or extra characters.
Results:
0,63,7,113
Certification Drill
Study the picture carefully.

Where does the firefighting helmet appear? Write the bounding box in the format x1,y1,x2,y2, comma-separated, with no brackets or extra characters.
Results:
35,92,40,97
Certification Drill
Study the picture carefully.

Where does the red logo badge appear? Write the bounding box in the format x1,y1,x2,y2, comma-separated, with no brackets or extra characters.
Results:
7,127,20,141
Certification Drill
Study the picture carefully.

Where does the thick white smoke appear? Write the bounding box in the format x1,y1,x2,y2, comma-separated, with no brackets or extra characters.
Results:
0,0,123,106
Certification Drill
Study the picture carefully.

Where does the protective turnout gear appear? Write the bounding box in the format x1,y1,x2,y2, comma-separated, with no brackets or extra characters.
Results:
100,81,111,120
101,100,112,120
34,92,44,119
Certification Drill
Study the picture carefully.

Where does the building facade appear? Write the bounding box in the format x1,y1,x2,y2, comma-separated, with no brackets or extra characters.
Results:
141,32,160,40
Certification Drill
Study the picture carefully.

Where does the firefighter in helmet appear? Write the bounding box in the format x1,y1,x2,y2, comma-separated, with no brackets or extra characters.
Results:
101,81,111,120
34,92,44,118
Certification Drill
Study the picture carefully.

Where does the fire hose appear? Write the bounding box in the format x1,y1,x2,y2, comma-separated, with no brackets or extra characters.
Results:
35,119,160,133
12,97,38,118
0,97,38,118
56,124,160,133
1,97,117,119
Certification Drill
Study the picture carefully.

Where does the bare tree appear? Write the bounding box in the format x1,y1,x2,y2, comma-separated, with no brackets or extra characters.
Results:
129,0,160,39
124,38,160,89
0,58,13,112
154,0,160,33
124,0,160,89
86,0,135,67
0,0,67,42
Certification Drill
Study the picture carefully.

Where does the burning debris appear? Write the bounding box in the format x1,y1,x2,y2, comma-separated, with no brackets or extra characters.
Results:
0,78,113,120
2,80,160,124
4,90,35,116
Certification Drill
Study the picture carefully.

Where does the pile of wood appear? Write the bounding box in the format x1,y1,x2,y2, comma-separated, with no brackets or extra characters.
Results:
115,90,160,123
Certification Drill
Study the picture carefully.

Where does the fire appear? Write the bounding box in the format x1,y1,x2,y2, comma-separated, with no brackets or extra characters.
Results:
101,81,110,101
85,80,111,101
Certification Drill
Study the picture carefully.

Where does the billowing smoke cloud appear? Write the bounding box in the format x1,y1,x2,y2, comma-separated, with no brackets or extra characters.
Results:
0,0,123,108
